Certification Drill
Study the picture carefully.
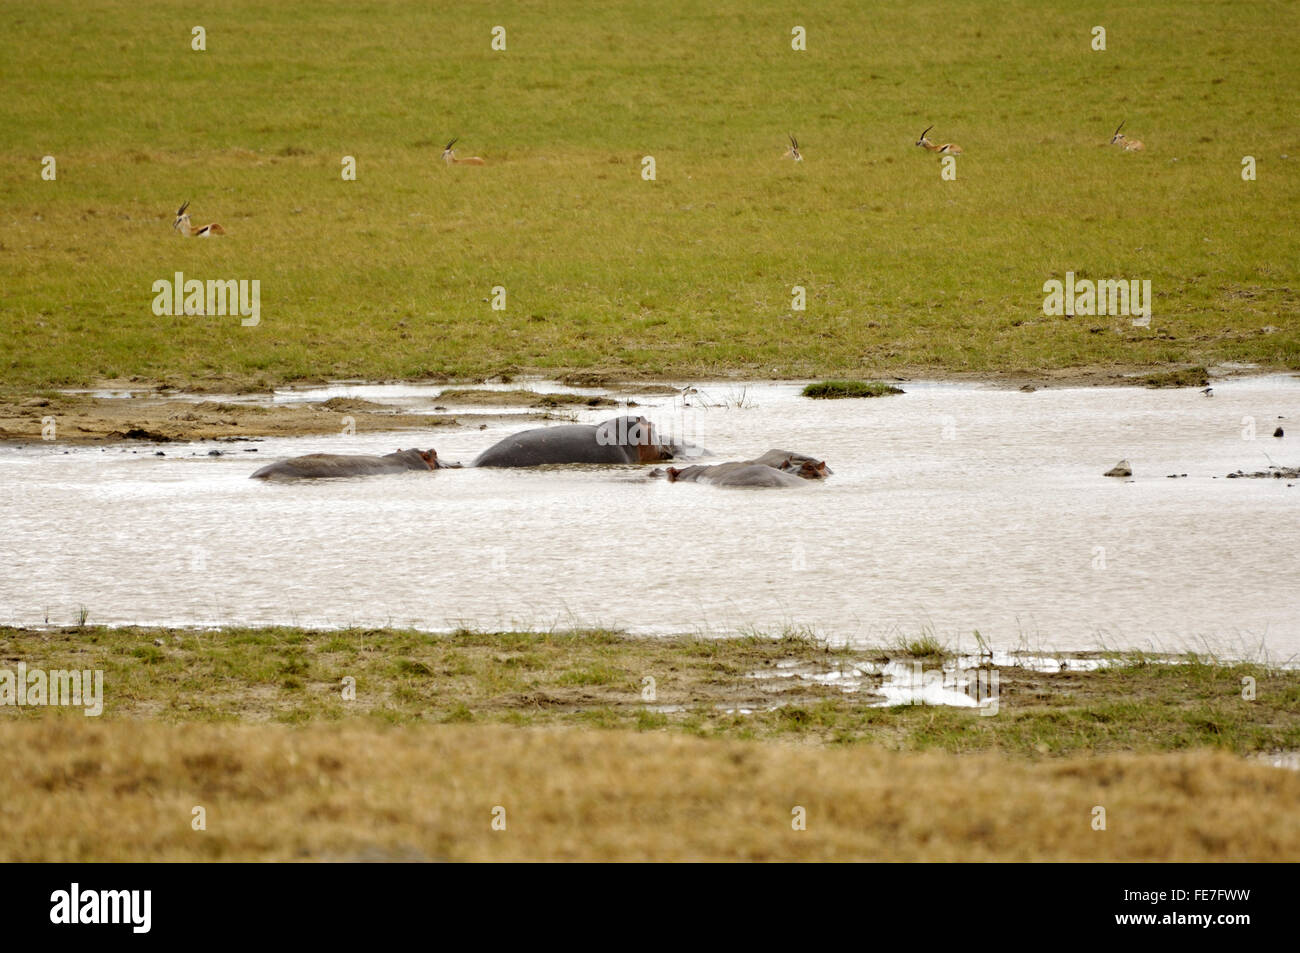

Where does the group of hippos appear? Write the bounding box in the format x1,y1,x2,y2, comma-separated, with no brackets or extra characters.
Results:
250,415,831,488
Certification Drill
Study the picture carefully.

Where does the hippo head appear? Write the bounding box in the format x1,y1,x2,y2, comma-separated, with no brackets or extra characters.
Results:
665,466,682,482
597,415,673,463
635,419,674,463
396,448,440,470
796,460,829,480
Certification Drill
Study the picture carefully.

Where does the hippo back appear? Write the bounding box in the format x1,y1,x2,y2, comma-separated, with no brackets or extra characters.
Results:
667,461,807,487
702,463,806,487
251,449,435,479
473,416,668,467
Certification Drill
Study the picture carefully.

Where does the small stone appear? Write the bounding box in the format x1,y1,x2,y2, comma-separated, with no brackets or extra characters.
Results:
1274,427,1284,438
152,638,164,647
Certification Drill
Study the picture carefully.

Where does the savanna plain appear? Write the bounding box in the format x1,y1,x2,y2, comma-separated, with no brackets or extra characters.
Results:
1,0,1298,860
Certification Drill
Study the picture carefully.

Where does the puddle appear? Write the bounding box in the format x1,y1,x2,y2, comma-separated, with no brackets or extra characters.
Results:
746,657,995,709
1254,752,1300,771
870,660,989,709
3,376,1299,657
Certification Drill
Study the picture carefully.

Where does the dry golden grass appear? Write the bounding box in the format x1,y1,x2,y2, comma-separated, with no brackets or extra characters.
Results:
3,719,1296,862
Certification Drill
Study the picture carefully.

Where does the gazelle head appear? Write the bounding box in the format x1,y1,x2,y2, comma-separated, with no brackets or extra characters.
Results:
173,200,191,232
915,125,935,148
1110,121,1128,146
782,134,803,161
441,138,459,163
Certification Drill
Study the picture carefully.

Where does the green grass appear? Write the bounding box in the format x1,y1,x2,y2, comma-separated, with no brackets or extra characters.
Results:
802,380,904,398
4,625,1297,758
1142,365,1210,387
894,632,948,658
1,1,1298,391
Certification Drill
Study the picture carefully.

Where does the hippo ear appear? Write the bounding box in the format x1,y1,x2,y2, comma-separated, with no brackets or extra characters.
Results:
666,467,680,482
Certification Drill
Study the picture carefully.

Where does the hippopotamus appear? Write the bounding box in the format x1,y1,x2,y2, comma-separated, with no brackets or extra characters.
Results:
251,448,448,480
664,450,830,487
667,463,807,487
748,450,833,476
472,415,675,467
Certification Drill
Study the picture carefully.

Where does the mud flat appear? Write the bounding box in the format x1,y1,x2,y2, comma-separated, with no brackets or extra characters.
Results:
0,392,545,443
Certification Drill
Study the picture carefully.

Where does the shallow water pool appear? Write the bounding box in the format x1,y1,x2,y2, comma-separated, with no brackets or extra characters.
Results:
2,376,1297,659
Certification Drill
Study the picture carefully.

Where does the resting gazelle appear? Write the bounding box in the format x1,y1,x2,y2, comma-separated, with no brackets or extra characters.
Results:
915,126,962,155
441,138,486,166
782,134,803,162
172,201,225,237
1110,121,1144,152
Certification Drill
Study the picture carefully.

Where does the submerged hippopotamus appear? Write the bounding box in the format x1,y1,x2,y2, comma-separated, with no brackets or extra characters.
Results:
667,463,808,487
473,415,675,467
251,448,449,480
665,450,831,487
748,450,833,476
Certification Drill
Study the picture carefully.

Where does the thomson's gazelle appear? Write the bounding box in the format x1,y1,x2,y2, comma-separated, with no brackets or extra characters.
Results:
173,201,225,237
441,138,486,166
782,134,803,162
915,125,962,155
1110,121,1144,152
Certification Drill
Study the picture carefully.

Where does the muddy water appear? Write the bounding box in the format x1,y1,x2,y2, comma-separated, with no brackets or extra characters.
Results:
2,376,1298,659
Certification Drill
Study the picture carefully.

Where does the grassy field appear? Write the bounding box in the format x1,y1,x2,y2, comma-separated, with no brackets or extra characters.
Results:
5,720,1297,861
2,0,1298,392
3,625,1298,860
5,626,1297,756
